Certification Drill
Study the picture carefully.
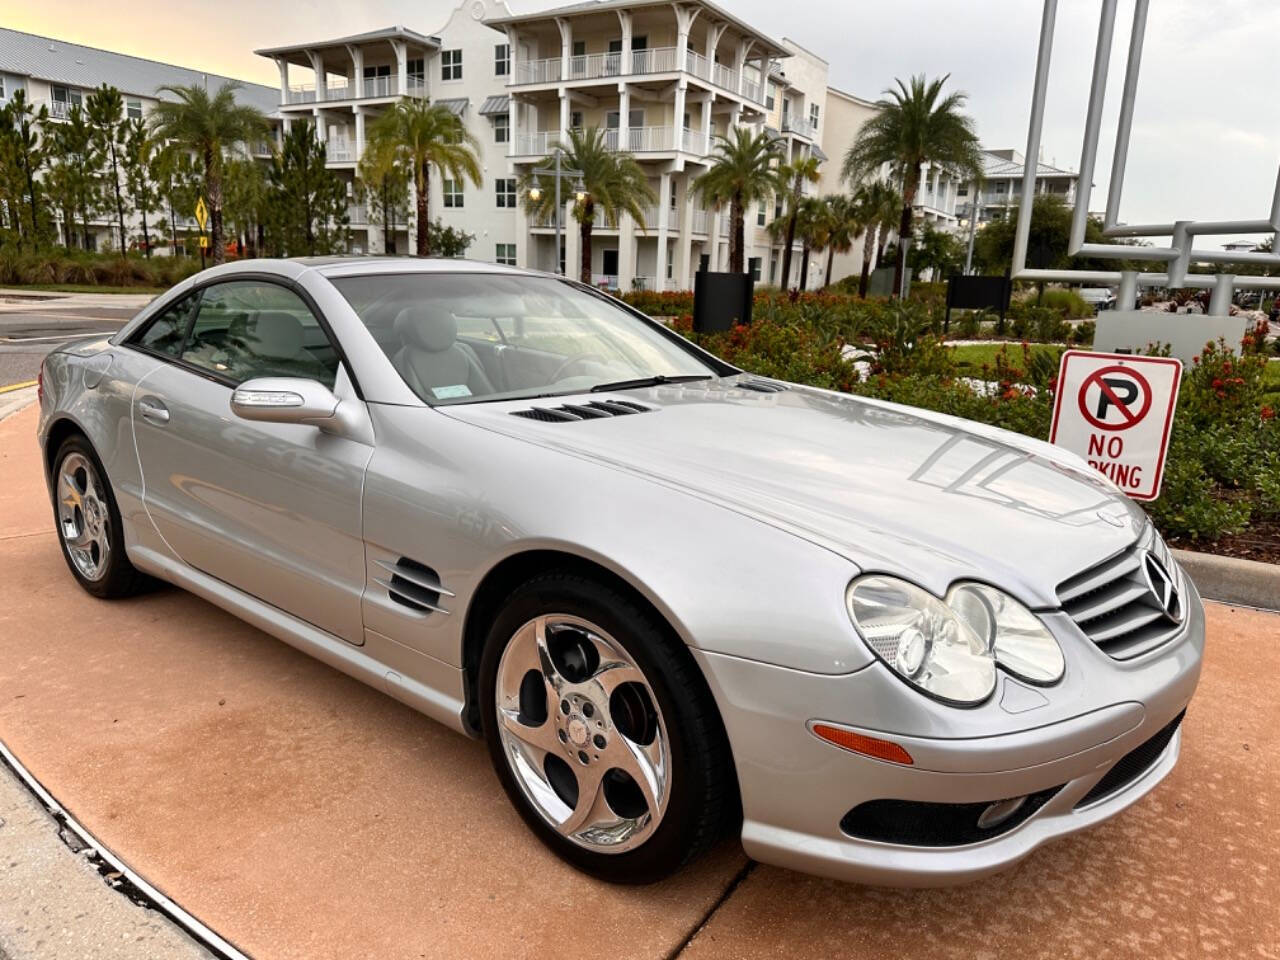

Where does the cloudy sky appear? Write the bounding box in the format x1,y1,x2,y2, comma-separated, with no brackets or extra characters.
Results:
12,0,1280,240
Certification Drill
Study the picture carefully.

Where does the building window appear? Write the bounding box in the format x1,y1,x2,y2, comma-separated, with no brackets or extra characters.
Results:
441,49,463,82
495,44,510,76
757,199,766,227
766,82,776,111
496,178,516,208
602,249,619,278
809,103,819,128
126,98,142,120
443,179,463,208
749,257,762,282
496,243,517,266
493,114,509,143
774,196,783,220
0,77,6,100
408,58,425,82
570,110,584,130
572,40,586,57
769,256,777,283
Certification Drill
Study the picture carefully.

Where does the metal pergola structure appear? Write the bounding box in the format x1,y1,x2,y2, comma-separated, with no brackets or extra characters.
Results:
1014,0,1280,313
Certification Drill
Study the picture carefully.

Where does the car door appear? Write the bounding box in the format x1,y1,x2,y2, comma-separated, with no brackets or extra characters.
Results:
129,278,372,646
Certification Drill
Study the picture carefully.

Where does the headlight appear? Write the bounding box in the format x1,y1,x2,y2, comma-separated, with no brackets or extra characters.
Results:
847,576,1065,706
846,576,997,705
947,583,1065,684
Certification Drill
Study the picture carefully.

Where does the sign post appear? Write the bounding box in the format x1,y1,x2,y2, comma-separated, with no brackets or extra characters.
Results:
1049,350,1182,501
194,197,209,269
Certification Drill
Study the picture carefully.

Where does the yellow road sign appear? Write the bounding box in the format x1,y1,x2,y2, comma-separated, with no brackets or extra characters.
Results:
199,236,210,249
194,197,209,231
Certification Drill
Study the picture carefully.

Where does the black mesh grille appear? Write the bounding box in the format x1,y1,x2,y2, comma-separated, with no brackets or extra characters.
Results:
1075,710,1185,808
840,785,1062,847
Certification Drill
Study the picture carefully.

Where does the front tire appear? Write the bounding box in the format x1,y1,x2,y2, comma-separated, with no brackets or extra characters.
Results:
52,434,149,599
478,572,737,883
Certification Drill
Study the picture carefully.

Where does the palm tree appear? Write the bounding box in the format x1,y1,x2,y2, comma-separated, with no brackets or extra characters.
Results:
692,128,783,274
148,82,268,265
365,98,482,257
776,154,821,289
820,195,862,289
842,74,983,296
520,127,654,284
851,179,902,297
792,196,829,292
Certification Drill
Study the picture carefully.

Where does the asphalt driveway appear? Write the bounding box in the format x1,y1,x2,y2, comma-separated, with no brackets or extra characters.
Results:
0,402,1277,959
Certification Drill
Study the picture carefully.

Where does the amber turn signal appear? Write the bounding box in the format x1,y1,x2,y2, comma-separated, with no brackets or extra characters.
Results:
811,723,914,765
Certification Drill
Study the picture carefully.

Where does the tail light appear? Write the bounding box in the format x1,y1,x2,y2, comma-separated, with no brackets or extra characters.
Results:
37,362,44,404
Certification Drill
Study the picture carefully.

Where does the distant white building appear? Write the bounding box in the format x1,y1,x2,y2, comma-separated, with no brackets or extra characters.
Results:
957,148,1080,228
0,26,278,251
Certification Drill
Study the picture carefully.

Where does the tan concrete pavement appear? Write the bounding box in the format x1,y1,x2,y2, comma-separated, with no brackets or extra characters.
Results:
2,401,1279,959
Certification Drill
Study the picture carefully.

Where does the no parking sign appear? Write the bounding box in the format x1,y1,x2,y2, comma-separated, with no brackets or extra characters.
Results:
1049,351,1182,501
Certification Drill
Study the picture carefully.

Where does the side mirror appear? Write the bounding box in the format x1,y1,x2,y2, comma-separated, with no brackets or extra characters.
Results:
231,377,341,429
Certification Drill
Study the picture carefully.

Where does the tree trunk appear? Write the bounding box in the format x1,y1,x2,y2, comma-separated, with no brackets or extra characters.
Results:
415,161,430,256
167,194,178,257
799,245,810,292
730,192,745,274
892,179,918,299
140,207,151,258
858,225,875,298
824,245,835,289
781,214,797,288
580,199,594,284
206,148,226,266
108,139,127,255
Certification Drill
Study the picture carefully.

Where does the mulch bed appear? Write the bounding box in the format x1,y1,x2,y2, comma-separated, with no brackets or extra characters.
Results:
1170,514,1280,565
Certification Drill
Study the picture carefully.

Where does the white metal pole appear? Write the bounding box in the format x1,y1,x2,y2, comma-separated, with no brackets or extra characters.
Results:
555,151,562,275
1012,0,1058,278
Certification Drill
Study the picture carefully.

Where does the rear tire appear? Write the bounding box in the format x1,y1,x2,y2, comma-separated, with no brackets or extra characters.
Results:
51,434,150,599
479,571,738,883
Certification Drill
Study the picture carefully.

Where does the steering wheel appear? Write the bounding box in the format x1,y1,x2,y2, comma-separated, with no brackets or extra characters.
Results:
550,354,609,382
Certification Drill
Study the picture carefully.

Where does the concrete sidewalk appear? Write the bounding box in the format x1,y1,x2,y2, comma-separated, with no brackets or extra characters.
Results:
1,400,1278,959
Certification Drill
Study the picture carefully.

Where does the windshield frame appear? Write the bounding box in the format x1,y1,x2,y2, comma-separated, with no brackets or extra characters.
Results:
327,269,740,407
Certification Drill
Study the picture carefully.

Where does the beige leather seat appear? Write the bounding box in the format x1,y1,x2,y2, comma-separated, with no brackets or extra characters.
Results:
237,311,334,383
392,305,495,400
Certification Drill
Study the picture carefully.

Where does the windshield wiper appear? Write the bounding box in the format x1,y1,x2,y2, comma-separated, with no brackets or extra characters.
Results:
590,374,713,393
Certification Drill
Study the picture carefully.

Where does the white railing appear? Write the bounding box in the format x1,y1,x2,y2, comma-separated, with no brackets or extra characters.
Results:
287,84,316,104
45,99,76,119
512,130,559,156
681,128,708,156
568,51,622,80
630,47,680,74
638,207,679,231
325,140,360,162
691,209,710,235
326,82,350,100
781,115,815,137
719,218,730,237
347,203,368,224
684,49,711,81
712,61,737,92
631,276,658,291
363,75,396,98
592,274,620,290
406,76,428,99
514,57,563,85
742,78,761,103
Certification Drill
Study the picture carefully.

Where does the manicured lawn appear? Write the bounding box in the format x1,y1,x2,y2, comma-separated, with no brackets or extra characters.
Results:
3,283,166,296
947,342,1065,373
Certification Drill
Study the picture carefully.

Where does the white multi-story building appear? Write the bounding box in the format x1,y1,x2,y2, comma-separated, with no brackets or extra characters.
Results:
957,148,1080,228
0,26,278,251
256,0,863,289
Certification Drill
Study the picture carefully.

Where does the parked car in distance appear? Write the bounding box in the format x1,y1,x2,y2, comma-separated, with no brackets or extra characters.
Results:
1078,286,1118,312
37,258,1203,886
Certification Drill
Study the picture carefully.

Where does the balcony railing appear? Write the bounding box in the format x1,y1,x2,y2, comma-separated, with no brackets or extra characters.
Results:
363,75,396,98
324,139,361,162
690,209,710,235
347,203,369,225
592,274,620,290
44,99,78,119
781,115,816,137
512,130,560,156
510,45,763,103
287,84,316,104
638,207,680,231
517,126,705,157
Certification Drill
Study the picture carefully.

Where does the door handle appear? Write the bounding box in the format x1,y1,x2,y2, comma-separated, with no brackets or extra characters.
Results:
137,395,170,424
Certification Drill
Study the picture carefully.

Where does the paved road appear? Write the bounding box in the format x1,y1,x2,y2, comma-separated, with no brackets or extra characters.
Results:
0,294,145,389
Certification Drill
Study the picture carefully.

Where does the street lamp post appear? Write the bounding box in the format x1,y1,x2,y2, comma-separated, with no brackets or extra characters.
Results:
529,151,584,276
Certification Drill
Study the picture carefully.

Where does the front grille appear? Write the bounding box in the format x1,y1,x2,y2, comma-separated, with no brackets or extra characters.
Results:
1056,527,1185,660
840,785,1062,847
1075,710,1185,808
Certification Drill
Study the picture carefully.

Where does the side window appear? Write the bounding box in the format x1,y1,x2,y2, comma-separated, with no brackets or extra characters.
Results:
134,294,199,357
179,281,339,388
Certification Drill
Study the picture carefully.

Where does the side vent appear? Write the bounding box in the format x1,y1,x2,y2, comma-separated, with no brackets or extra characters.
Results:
374,557,454,615
737,377,789,393
511,400,653,422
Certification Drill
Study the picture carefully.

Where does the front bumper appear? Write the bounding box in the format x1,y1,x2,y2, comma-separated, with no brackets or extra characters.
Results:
696,580,1204,887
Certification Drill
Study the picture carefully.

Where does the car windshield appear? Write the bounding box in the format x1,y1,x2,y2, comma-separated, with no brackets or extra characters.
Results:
329,272,718,405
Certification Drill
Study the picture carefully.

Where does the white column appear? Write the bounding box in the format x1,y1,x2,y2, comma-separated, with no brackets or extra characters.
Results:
733,40,752,97
391,40,407,96
308,51,327,102
677,174,695,288
700,93,715,153
618,83,630,151
559,92,570,144
673,83,687,152
565,201,581,280
506,28,520,85
276,58,290,104
353,107,365,160
617,11,633,75
557,18,572,81
345,44,364,99
312,108,326,141
508,96,519,160
619,211,636,290
655,172,671,288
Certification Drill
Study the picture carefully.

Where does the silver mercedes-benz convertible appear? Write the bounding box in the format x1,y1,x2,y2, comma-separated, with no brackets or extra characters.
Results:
37,257,1203,886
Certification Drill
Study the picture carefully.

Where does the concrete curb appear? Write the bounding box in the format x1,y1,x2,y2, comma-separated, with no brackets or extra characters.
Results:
0,385,37,422
1174,548,1280,612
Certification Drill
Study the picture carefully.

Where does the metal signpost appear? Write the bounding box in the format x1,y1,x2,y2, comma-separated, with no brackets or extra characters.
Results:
1014,0,1278,363
194,196,210,269
527,154,584,276
1049,351,1182,501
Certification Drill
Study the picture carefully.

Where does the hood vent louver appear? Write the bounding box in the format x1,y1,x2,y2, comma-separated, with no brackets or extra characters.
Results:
737,377,790,393
511,400,653,422
374,557,453,615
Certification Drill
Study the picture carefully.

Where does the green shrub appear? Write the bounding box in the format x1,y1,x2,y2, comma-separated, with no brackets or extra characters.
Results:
0,242,205,290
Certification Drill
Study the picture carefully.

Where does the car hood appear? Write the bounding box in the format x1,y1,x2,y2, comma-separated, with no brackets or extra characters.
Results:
443,377,1147,607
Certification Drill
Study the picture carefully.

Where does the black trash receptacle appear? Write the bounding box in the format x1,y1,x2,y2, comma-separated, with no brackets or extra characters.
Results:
693,271,754,333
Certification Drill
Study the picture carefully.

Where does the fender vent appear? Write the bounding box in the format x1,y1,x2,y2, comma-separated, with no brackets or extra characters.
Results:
511,400,653,422
737,377,789,393
373,557,453,615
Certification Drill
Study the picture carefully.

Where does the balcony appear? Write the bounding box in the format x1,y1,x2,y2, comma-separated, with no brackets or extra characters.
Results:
690,209,710,235
510,46,763,104
639,206,679,231
285,75,427,106
781,115,816,138
325,139,361,163
514,126,708,158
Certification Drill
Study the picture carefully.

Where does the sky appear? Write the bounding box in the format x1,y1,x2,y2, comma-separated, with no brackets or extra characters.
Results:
10,0,1280,242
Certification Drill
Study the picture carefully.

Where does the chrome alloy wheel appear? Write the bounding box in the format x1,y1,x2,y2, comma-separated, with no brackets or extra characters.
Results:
494,614,671,853
57,452,111,582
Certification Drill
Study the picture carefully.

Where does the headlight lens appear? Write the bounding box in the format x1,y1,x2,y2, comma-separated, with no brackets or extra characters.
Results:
847,576,997,705
847,576,1065,705
947,583,1065,684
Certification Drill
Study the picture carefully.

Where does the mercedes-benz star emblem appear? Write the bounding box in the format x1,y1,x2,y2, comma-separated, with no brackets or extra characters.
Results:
1141,552,1182,624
